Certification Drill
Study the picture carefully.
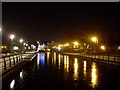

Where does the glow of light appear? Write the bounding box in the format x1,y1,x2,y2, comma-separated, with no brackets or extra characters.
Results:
26,43,28,46
54,52,56,65
66,56,69,72
47,52,50,60
118,46,120,50
28,46,31,49
74,58,78,80
66,43,69,46
23,43,26,46
64,55,67,70
2,46,4,48
20,39,23,43
64,43,69,46
4,46,7,48
13,46,19,50
47,49,50,51
47,52,50,64
37,41,39,44
0,28,1,32
91,37,98,43
84,43,86,46
20,71,23,79
58,47,61,51
37,53,40,70
39,53,45,65
74,42,79,46
58,54,61,69
60,44,63,46
10,34,15,40
84,61,87,77
100,45,105,50
10,79,15,89
91,63,97,88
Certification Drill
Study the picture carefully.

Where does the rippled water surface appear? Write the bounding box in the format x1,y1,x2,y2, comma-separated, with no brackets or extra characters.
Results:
2,52,120,90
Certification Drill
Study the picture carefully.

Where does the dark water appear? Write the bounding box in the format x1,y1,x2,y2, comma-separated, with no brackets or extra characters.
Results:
3,52,120,90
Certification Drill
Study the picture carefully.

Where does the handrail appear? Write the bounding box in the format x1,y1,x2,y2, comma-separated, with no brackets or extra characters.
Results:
61,52,120,64
0,54,23,74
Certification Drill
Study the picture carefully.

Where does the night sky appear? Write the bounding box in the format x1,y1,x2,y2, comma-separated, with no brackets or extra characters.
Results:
2,2,120,45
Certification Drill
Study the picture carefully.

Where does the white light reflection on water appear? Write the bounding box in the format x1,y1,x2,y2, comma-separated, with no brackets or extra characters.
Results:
64,55,69,72
84,61,87,78
47,52,50,60
37,53,45,70
58,54,61,69
10,79,15,89
37,53,40,70
54,52,56,65
47,52,50,64
66,56,69,72
20,70,23,79
73,58,79,80
91,62,98,88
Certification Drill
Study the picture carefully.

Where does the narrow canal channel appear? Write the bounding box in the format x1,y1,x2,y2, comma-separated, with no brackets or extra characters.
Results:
2,52,120,90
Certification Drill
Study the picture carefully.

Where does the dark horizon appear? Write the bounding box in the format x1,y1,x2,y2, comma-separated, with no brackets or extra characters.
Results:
2,2,120,45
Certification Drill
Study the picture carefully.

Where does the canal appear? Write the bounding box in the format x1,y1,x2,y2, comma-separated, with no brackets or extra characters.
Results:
2,52,120,90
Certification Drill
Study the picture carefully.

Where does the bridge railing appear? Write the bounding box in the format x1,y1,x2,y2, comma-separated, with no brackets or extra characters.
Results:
0,54,23,73
61,52,120,65
0,51,37,74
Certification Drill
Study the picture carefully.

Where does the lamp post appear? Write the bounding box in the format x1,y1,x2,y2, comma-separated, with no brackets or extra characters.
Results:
10,34,15,53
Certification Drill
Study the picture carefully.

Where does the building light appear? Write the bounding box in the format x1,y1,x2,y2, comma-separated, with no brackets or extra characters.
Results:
13,46,19,50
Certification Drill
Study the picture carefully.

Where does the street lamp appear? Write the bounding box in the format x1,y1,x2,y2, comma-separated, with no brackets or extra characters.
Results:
10,34,15,53
20,39,23,43
10,34,15,41
19,39,24,52
91,36,98,43
100,45,105,50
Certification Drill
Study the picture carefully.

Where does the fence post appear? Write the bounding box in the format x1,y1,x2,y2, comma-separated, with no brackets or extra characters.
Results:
3,57,6,70
16,55,18,63
108,55,109,61
19,54,21,62
13,55,15,65
114,56,115,62
9,56,11,67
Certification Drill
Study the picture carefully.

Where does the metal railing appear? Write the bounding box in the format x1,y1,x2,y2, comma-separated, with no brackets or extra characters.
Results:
61,52,120,65
0,54,23,73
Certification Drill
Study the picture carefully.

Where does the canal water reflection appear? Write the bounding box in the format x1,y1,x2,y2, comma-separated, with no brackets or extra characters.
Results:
3,52,120,90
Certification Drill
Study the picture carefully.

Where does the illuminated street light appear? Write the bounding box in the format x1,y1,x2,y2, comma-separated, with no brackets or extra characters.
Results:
20,39,23,43
10,34,15,53
23,43,26,46
74,42,79,46
91,37,98,43
37,41,39,44
10,34,15,41
100,45,105,50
